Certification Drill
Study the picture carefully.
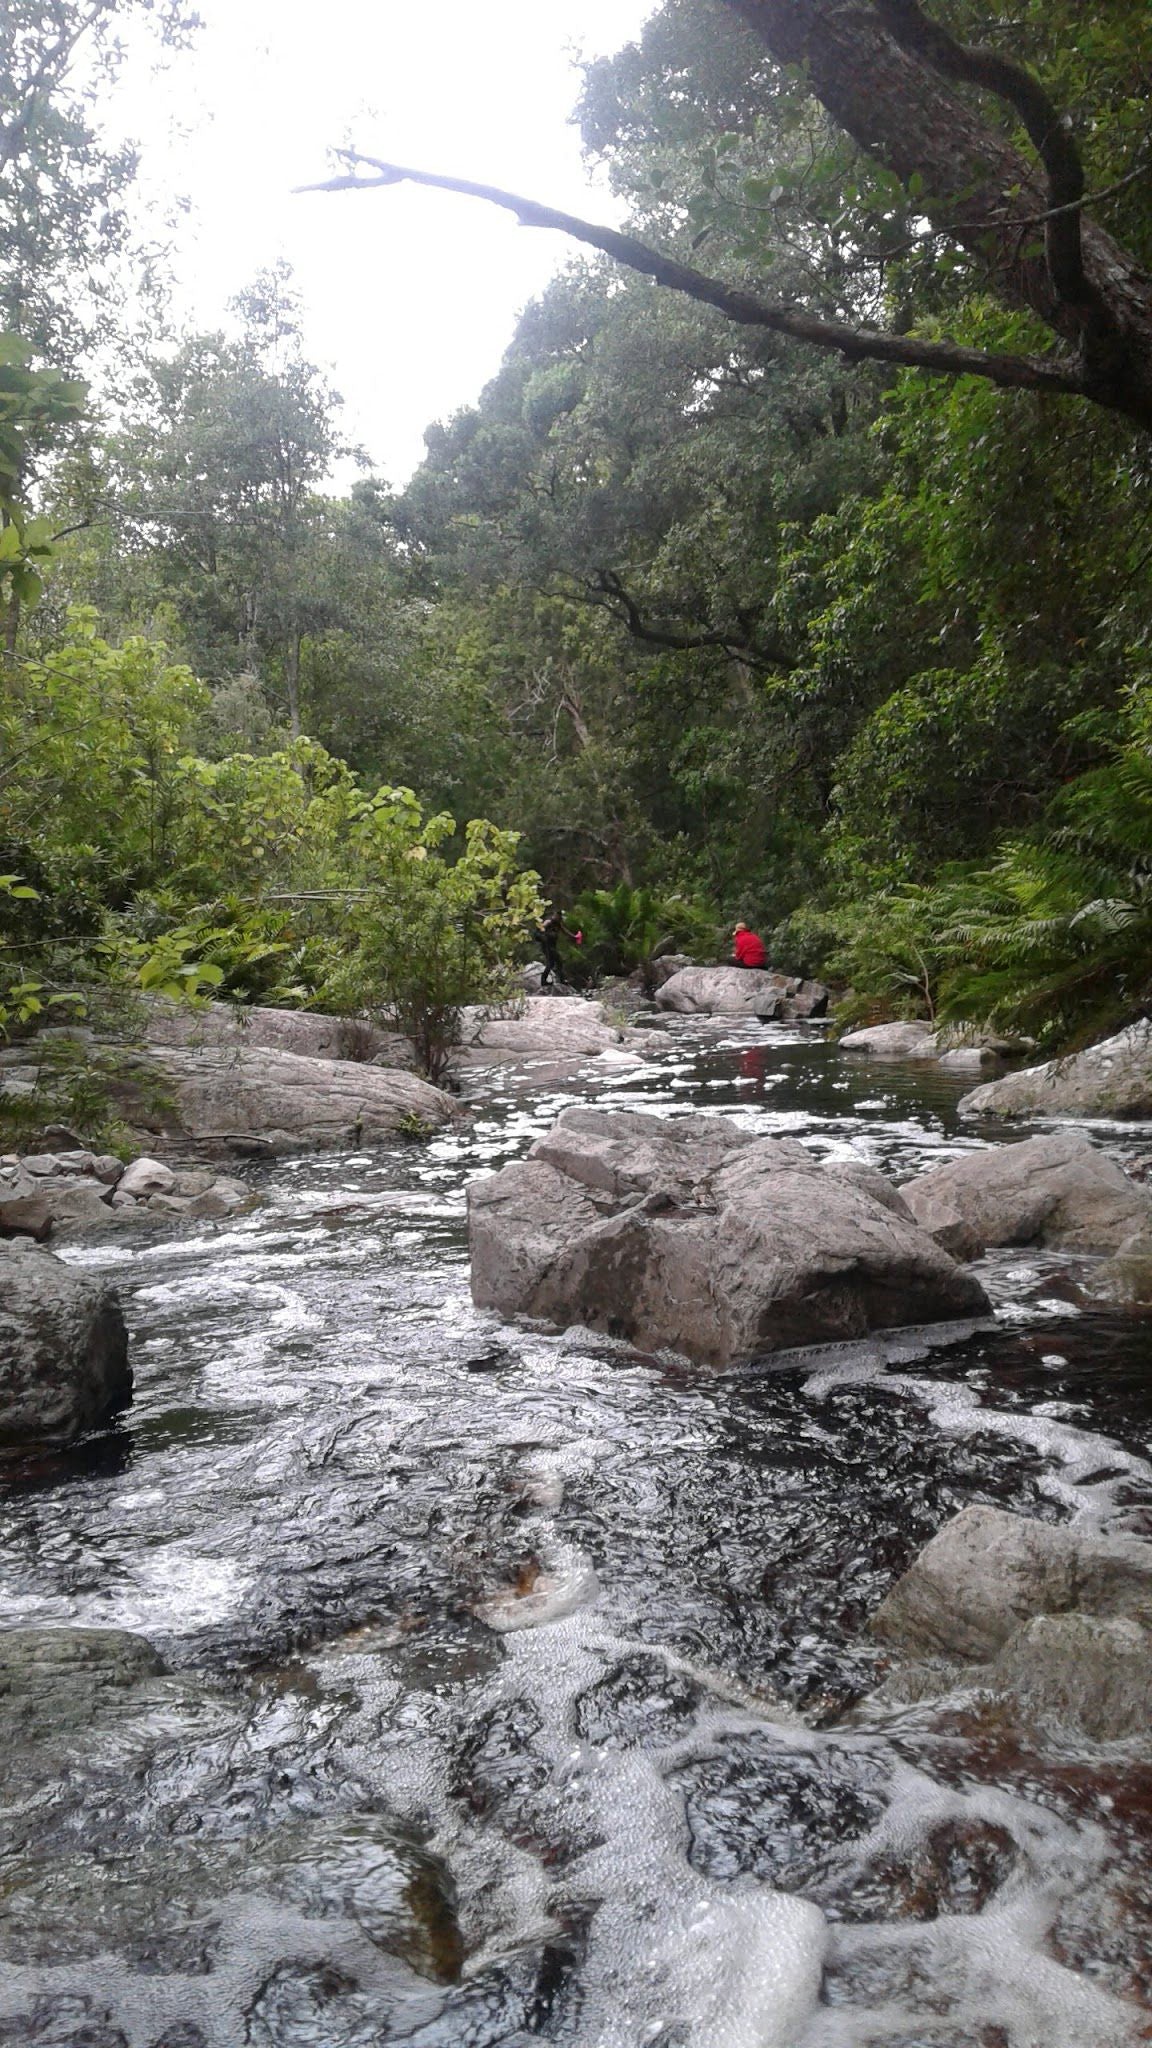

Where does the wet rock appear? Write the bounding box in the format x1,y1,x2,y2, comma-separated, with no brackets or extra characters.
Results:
184,1176,251,1219
0,1628,166,1745
0,1245,131,1444
990,1612,1152,1741
871,1504,1152,1663
840,1021,939,1059
0,1192,53,1240
673,1735,887,1889
0,1994,129,2047
118,1155,176,1197
654,964,829,1020
468,1106,989,1367
902,1129,1151,1257
960,1017,1152,1120
106,1044,457,1153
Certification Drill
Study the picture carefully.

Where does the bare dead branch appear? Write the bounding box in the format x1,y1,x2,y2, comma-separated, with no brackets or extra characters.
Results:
300,151,1088,404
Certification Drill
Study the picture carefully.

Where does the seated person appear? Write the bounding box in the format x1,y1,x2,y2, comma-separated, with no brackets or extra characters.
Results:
732,922,768,969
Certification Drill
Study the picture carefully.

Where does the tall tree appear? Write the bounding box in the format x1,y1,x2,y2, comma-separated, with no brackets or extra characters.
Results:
101,266,353,733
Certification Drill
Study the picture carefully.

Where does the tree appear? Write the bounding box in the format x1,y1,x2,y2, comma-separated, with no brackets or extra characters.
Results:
100,267,353,732
0,0,198,367
311,1,1152,427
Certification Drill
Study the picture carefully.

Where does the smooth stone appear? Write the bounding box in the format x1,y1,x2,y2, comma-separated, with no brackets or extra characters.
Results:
654,964,828,1020
119,1156,177,1198
901,1128,1150,1257
141,997,393,1063
107,1046,458,1154
839,1021,939,1058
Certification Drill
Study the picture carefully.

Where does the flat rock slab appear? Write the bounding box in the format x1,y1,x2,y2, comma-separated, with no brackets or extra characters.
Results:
0,1242,131,1445
107,1044,457,1155
960,1018,1152,1120
468,1105,988,1367
871,1504,1152,1663
901,1128,1150,1257
142,998,392,1063
655,965,828,1020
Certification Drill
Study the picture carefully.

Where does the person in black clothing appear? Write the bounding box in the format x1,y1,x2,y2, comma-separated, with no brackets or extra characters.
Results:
537,907,581,987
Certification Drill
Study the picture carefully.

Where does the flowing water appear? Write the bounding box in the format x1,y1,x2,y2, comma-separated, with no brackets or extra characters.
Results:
2,1018,1151,2048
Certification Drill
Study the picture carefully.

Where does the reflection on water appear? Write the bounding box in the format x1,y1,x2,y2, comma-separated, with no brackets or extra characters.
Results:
0,1019,1150,2045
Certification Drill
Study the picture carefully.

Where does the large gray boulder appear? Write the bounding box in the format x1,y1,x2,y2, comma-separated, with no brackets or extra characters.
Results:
901,1129,1150,1257
0,1242,131,1444
960,1018,1152,1120
871,1504,1152,1663
468,1107,988,1366
655,965,829,1021
107,1044,457,1155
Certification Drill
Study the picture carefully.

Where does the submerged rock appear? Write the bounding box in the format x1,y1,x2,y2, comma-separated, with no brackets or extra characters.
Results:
1087,1224,1152,1305
960,1018,1152,1120
870,1504,1152,1663
467,1106,988,1366
901,1128,1151,1257
655,964,829,1020
0,1242,131,1444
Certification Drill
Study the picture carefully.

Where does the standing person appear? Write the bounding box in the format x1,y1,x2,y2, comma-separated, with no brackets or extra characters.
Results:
732,922,768,969
537,906,582,987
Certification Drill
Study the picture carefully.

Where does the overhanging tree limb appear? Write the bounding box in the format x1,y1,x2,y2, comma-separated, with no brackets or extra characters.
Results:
300,152,1088,404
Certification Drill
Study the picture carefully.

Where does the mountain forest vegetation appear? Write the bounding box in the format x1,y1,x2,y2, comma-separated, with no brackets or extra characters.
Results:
2,0,1151,1123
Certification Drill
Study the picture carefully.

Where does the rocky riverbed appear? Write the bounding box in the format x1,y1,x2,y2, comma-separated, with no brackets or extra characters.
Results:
1,1011,1151,2046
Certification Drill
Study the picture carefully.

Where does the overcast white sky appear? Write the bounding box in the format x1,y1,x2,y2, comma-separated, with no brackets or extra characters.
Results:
115,0,654,483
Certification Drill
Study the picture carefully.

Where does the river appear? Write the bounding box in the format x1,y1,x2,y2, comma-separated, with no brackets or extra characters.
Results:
1,1016,1150,2047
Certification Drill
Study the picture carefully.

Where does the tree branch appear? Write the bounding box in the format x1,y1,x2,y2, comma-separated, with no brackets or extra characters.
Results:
583,570,791,670
300,152,1087,404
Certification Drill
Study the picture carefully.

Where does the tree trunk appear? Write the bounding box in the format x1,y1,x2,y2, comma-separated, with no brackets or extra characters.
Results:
723,0,1152,430
285,626,302,740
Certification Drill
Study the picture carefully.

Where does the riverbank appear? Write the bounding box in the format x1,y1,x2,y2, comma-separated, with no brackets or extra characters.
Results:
1,1013,1151,2046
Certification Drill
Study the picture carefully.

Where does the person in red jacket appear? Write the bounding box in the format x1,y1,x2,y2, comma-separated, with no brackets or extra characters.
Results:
732,922,768,969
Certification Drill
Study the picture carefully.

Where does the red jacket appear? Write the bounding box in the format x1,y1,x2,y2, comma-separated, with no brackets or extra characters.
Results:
733,928,768,968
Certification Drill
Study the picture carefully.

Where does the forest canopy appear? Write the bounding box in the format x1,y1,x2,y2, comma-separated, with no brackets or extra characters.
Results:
2,0,1151,1118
